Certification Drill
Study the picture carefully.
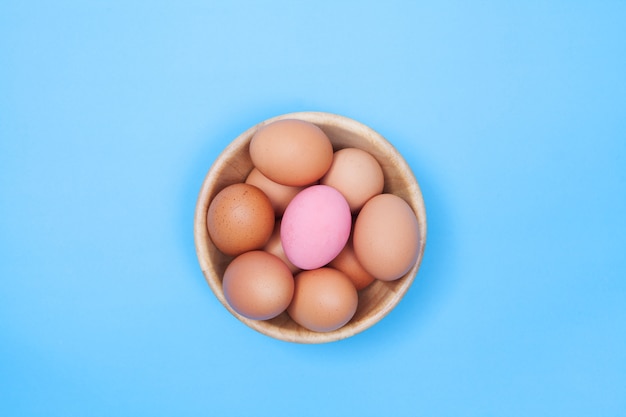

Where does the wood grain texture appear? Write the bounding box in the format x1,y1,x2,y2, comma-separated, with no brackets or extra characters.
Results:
194,112,427,343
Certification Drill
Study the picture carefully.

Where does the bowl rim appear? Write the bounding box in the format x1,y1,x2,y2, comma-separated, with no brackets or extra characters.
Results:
194,111,427,343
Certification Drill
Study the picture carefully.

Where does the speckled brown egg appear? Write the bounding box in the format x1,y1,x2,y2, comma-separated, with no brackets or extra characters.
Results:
207,183,275,256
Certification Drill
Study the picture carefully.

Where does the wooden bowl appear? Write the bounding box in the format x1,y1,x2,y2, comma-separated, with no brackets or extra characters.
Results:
194,112,427,343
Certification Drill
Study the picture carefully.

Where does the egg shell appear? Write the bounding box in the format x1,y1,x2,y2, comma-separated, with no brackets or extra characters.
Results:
222,250,295,320
287,267,358,333
249,119,333,186
353,193,420,281
263,220,301,274
321,148,385,212
207,183,275,256
245,168,304,216
281,185,351,270
328,231,375,291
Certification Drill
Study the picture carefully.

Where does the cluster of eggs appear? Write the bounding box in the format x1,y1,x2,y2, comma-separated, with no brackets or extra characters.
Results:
206,119,421,333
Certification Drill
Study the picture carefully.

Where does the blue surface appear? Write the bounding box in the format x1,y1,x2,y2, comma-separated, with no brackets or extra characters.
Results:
2,1,625,416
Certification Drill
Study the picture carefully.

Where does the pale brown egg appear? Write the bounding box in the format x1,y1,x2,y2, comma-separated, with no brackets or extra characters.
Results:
249,119,333,186
321,147,384,212
287,267,358,332
263,220,301,274
353,194,420,281
245,167,305,216
206,183,275,256
222,251,294,320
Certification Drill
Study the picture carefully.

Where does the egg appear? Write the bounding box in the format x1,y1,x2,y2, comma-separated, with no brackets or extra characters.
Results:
263,220,301,274
207,183,275,256
249,119,334,186
222,251,294,320
353,193,420,281
287,267,358,332
321,147,385,212
328,231,375,291
281,185,351,270
245,167,304,216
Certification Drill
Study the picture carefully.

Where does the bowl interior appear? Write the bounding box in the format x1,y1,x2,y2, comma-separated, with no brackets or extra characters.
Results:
194,112,427,343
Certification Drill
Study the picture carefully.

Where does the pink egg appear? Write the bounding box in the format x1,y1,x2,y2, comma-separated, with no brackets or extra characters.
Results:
281,185,351,270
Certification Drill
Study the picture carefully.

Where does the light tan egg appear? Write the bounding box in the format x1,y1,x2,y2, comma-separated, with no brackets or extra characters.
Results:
287,267,358,332
353,194,420,281
321,147,384,212
223,251,294,320
245,167,304,216
263,220,301,274
249,119,333,186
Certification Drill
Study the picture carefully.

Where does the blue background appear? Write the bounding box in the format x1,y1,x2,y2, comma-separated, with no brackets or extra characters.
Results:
1,1,625,416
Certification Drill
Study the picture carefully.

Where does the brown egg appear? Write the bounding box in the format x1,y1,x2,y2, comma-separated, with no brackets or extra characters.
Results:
353,194,420,281
328,231,375,291
245,167,305,216
249,119,333,186
321,148,384,212
223,251,294,320
207,183,275,256
263,220,301,274
287,267,358,332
